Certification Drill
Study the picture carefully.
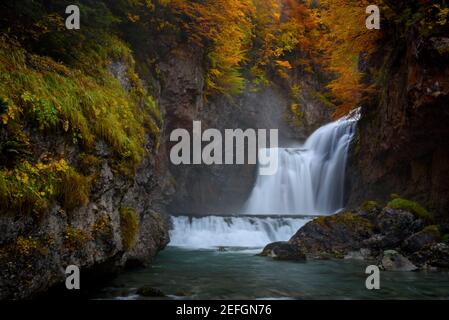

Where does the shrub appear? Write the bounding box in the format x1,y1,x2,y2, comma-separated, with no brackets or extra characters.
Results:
14,236,40,256
63,227,90,250
57,168,92,211
119,207,139,251
92,215,112,236
387,198,433,223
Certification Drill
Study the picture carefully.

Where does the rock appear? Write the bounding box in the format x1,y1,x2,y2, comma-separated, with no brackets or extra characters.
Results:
402,226,440,254
288,212,374,259
344,248,372,260
411,243,449,269
259,242,306,261
381,250,418,271
375,208,423,247
136,286,166,298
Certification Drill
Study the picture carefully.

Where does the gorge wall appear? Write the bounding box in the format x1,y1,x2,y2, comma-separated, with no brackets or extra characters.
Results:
347,25,449,220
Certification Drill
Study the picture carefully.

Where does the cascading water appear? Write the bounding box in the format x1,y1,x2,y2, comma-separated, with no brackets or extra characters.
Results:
169,216,309,249
243,109,360,215
169,110,359,249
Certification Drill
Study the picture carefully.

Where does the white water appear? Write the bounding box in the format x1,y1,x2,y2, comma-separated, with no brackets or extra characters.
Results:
169,110,359,249
169,216,310,249
243,109,360,215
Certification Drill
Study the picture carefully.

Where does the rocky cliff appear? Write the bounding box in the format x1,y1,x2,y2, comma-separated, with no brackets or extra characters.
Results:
347,25,449,220
0,46,170,299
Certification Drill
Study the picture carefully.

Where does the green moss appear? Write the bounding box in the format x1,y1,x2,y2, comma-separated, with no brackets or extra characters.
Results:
314,212,374,231
119,207,139,250
361,200,380,212
387,198,433,222
423,225,441,237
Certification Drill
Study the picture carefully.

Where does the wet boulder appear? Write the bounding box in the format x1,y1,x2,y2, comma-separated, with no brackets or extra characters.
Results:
136,286,166,297
259,242,306,261
402,226,441,254
288,212,375,259
381,250,418,271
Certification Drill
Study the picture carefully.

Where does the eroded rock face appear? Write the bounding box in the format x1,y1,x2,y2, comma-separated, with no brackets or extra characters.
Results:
0,60,171,299
0,136,170,299
347,30,449,219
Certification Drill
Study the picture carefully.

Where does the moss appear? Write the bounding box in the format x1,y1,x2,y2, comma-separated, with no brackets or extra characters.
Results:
387,198,433,222
423,225,441,237
361,200,380,212
119,207,139,251
314,212,374,231
63,227,90,250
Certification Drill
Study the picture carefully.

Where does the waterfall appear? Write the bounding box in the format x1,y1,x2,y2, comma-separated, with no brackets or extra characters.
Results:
244,109,360,215
169,216,309,249
169,110,359,249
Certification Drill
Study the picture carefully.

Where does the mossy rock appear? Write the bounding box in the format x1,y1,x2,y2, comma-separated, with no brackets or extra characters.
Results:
361,201,380,212
387,198,433,223
136,286,166,298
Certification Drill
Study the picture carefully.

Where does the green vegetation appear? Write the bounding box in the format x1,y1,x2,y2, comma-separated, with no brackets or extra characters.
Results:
315,211,374,232
387,198,433,223
0,1,163,217
423,225,441,237
361,201,380,212
119,207,139,250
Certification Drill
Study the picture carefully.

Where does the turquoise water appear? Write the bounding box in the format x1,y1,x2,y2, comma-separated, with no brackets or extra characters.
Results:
92,246,449,300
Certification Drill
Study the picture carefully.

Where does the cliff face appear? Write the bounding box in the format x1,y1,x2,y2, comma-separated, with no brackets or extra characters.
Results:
0,53,170,299
347,29,449,219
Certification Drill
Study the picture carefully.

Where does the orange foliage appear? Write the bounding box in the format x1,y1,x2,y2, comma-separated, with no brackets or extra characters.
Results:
318,0,381,117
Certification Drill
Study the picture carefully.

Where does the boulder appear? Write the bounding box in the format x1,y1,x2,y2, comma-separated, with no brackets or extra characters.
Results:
411,243,449,268
402,226,440,254
381,250,418,271
344,248,372,261
259,242,306,261
288,212,374,259
375,208,423,247
136,286,166,298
